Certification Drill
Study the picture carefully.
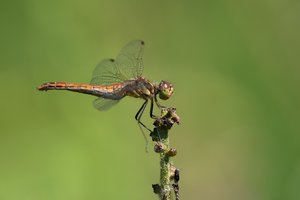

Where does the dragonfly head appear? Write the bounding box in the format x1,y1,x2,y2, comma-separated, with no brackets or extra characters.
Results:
157,81,174,100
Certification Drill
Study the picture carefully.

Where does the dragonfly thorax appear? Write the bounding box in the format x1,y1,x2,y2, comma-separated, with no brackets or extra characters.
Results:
125,77,156,99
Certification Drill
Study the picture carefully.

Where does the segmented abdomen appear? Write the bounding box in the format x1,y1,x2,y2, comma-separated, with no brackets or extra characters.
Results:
37,82,125,99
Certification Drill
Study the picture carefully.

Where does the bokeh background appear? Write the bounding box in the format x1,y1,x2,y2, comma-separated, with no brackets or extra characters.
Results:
1,1,299,200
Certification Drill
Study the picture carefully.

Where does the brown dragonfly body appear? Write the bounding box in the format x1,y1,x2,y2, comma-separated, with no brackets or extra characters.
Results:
38,76,159,100
37,40,174,131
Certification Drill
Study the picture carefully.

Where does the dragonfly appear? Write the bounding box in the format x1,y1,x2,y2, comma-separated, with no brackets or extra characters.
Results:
37,40,174,133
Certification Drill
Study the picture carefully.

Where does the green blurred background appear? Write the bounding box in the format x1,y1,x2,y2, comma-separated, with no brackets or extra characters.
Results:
1,0,299,199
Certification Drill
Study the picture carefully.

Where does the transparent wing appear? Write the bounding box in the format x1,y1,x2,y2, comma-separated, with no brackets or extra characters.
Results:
93,97,120,111
90,59,126,85
90,40,145,85
115,40,144,79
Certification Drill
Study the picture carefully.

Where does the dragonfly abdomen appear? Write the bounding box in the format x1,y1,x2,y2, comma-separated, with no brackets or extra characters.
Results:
37,82,125,99
92,84,125,99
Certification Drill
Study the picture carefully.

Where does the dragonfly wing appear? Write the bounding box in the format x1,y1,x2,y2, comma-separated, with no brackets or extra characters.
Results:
93,97,120,111
115,40,145,79
90,58,127,85
90,40,145,86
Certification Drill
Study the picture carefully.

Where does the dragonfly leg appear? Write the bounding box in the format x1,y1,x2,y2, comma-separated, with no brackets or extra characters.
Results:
135,99,152,132
154,94,166,109
135,100,152,152
150,97,157,119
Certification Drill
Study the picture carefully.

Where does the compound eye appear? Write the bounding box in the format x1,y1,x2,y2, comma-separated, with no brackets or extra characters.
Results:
158,81,174,100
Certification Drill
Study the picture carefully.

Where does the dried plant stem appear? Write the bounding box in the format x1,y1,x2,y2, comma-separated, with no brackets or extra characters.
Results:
151,108,180,200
